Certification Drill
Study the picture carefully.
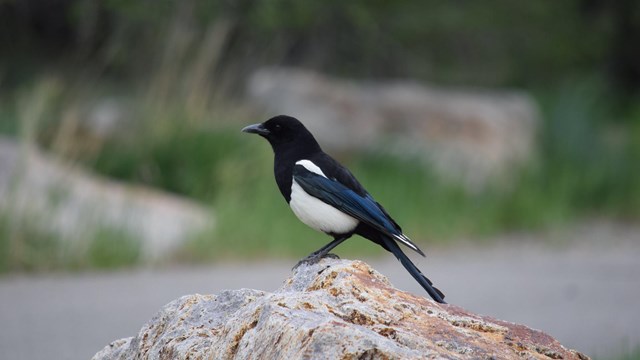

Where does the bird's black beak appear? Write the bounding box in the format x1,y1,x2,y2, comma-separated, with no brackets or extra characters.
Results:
241,123,270,136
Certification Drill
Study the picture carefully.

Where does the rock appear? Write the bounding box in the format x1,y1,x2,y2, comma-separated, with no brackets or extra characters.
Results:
248,68,539,190
93,258,588,360
0,136,213,260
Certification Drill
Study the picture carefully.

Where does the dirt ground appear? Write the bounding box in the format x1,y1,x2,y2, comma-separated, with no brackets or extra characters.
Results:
0,221,638,360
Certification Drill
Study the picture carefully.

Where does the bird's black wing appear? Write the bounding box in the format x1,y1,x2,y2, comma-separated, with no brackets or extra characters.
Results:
308,153,406,232
293,163,424,256
309,153,369,197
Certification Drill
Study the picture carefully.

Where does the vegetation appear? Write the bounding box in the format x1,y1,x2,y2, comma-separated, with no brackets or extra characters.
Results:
0,1,639,269
599,346,640,360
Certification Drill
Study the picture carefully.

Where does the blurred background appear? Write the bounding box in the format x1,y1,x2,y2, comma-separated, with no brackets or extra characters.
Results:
0,1,639,359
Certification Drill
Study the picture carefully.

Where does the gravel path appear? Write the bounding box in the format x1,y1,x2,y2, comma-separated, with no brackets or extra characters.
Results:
1,222,638,359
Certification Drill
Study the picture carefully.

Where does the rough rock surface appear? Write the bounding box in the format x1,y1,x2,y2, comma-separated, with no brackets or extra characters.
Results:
93,258,588,360
0,137,213,260
248,68,539,190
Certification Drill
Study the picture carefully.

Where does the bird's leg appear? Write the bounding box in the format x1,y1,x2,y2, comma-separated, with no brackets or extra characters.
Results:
293,235,350,269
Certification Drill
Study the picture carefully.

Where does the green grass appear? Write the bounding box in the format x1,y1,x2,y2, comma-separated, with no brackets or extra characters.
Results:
2,0,640,272
89,101,640,262
0,215,65,272
596,346,640,360
87,227,141,269
1,77,639,270
0,213,142,272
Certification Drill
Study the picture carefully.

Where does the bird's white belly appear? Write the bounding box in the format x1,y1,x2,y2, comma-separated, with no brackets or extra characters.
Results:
290,180,358,234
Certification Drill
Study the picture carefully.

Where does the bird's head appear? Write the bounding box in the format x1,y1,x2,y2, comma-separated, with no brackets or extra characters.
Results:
242,115,320,154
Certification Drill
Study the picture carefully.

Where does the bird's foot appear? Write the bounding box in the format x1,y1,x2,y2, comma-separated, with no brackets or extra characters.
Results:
292,252,340,270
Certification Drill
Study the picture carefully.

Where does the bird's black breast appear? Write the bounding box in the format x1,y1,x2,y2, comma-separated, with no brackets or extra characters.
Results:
274,159,294,202
273,146,302,203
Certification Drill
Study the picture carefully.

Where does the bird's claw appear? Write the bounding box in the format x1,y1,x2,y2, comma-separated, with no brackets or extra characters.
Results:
292,252,340,270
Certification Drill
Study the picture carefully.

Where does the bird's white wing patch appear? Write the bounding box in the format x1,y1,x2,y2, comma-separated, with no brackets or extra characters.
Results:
295,160,327,178
393,233,422,254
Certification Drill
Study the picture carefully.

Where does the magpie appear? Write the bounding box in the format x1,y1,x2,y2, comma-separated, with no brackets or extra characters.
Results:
242,115,446,303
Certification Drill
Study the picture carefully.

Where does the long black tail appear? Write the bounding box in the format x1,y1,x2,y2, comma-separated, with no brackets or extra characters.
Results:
381,236,446,303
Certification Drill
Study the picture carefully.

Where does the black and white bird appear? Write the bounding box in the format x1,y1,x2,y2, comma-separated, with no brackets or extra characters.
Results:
242,115,446,303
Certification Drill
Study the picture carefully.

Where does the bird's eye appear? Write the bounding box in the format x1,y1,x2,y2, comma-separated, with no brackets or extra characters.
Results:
275,124,281,129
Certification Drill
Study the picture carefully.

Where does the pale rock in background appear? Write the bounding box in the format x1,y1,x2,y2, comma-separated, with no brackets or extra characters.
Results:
0,137,213,260
248,68,539,190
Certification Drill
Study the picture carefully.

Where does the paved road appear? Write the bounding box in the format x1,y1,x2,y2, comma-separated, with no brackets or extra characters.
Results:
1,223,639,360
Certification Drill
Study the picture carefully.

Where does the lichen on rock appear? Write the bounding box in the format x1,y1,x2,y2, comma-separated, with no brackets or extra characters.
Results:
93,258,589,360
